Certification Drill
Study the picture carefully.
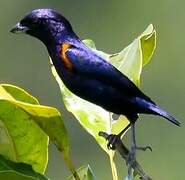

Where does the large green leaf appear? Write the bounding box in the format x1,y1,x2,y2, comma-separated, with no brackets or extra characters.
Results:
0,154,48,180
0,84,74,176
51,24,156,155
0,84,48,173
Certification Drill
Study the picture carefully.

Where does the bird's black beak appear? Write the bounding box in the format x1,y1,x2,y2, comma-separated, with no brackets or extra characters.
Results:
10,22,29,34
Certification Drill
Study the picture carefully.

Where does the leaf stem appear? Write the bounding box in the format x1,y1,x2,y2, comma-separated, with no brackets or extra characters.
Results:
66,159,80,180
109,152,118,180
61,151,80,180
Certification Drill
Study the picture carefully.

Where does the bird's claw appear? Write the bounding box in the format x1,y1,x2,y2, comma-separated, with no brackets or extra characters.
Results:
126,145,152,168
106,134,119,150
136,145,152,152
98,131,118,150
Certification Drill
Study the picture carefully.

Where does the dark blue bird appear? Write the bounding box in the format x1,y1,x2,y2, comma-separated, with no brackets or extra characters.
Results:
10,8,180,163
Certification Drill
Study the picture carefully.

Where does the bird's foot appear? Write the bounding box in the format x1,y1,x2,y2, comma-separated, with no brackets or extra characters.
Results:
106,134,120,150
102,132,152,152
127,145,152,168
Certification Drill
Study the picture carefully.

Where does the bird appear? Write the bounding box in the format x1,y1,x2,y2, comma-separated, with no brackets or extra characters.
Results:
10,8,180,165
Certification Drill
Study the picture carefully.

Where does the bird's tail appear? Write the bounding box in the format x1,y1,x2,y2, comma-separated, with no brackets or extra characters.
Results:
136,97,180,127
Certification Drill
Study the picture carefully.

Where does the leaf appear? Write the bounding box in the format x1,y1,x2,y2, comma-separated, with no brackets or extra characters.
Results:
51,24,156,156
0,84,48,173
110,39,142,86
0,154,48,180
82,39,96,49
109,24,156,86
140,24,156,66
0,84,73,175
27,102,76,176
68,165,96,180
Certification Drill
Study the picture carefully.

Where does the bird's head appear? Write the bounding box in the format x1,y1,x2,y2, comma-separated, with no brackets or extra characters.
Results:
10,8,75,45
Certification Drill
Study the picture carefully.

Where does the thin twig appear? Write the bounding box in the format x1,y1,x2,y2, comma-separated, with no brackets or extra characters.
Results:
99,131,152,180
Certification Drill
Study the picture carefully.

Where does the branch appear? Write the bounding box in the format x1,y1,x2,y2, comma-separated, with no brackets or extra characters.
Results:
99,132,152,180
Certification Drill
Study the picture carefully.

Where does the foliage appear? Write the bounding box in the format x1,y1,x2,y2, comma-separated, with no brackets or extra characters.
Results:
0,84,77,179
0,154,47,180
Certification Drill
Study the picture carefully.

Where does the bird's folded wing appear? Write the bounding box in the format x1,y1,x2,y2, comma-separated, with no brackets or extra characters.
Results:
65,45,151,101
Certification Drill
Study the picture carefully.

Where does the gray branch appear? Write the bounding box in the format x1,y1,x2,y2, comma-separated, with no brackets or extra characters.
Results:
99,132,152,180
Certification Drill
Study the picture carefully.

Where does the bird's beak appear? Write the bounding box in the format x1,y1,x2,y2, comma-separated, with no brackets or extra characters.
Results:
10,22,29,34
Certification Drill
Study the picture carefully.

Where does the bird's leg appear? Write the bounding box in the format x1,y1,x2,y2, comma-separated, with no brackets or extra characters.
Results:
131,122,152,152
127,122,138,177
128,123,137,166
101,119,151,152
128,123,152,167
118,123,131,137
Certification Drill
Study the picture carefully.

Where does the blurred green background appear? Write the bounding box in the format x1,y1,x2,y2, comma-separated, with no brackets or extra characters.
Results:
0,0,184,179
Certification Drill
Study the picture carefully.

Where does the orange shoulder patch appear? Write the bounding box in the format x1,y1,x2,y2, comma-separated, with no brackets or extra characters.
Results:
60,43,73,70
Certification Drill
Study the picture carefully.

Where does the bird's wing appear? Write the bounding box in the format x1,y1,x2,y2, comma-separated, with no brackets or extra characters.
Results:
64,43,152,101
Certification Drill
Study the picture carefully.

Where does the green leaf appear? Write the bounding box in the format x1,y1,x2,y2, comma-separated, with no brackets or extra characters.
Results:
82,39,96,49
0,84,79,178
1,85,39,104
140,24,156,66
51,24,156,155
0,154,48,180
0,84,49,173
27,102,76,177
68,165,96,180
110,38,142,86
0,84,74,176
109,24,156,86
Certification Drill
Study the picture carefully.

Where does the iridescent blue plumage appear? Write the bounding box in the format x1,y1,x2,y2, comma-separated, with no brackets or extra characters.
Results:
10,8,180,127
10,8,180,167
